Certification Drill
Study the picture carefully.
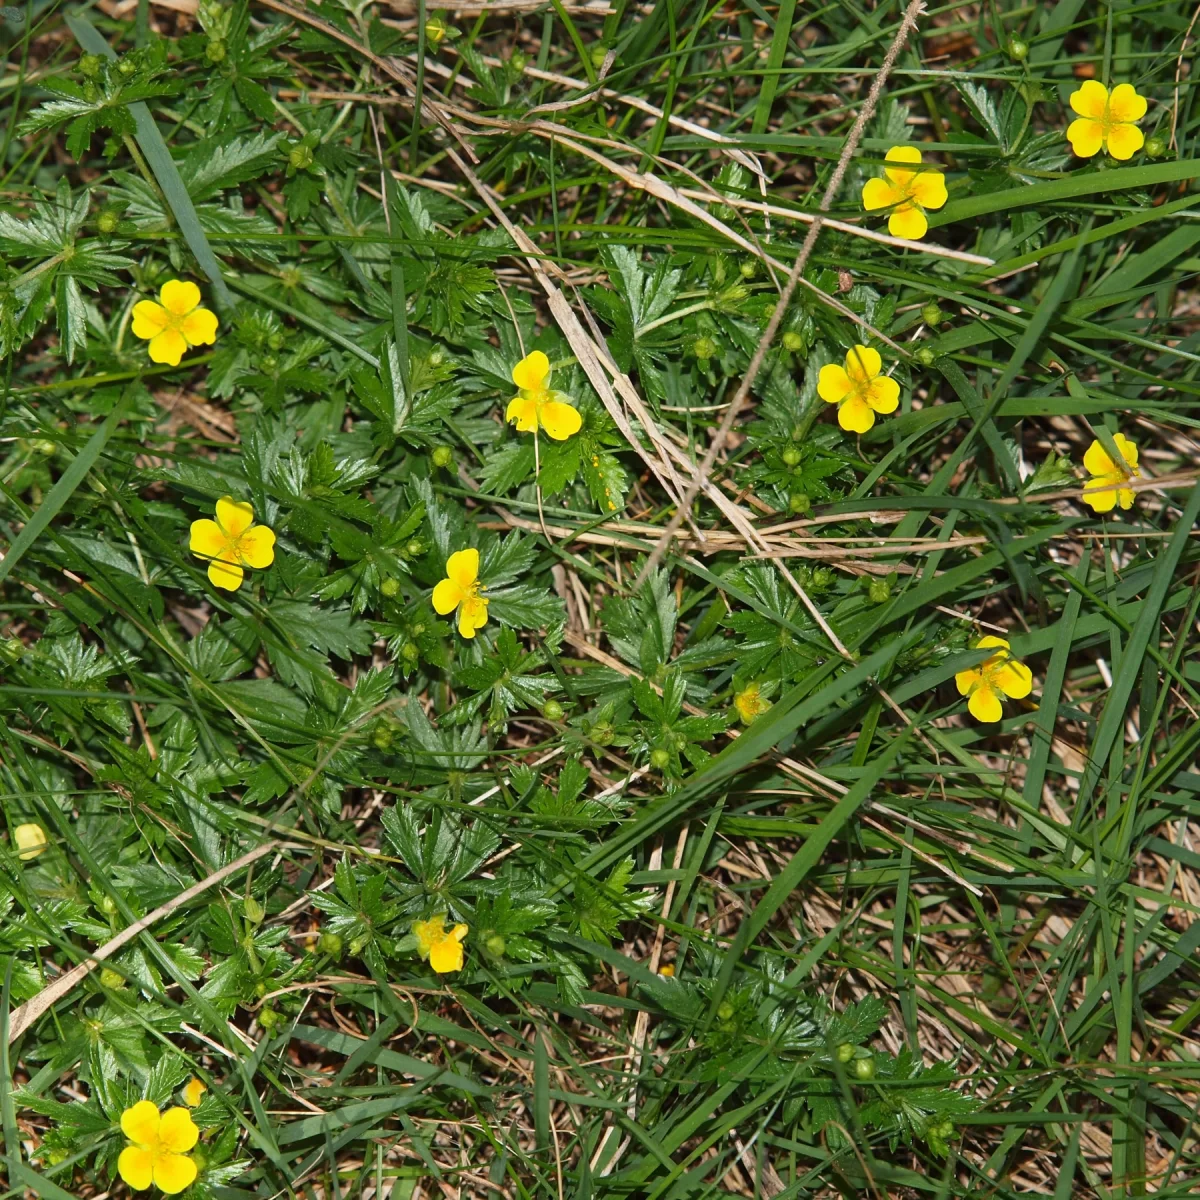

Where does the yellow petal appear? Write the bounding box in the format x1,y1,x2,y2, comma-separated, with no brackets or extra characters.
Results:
14,823,47,860
131,300,169,339
412,916,443,957
993,659,1032,700
148,329,187,366
429,936,464,973
1083,439,1116,477
1067,117,1105,158
845,344,881,384
215,496,255,538
1105,121,1144,160
154,1152,198,1195
1069,80,1109,121
189,518,229,560
159,279,201,317
208,558,244,590
817,363,852,404
1082,482,1118,513
888,202,928,240
122,1101,161,1145
976,636,1010,652
539,398,582,441
883,144,922,187
838,395,875,434
1117,486,1136,510
1107,84,1147,125
432,577,465,615
235,525,276,570
445,548,479,590
180,307,218,347
458,595,488,638
158,1107,199,1154
506,394,540,432
884,144,923,166
861,177,900,212
118,1145,155,1191
868,375,900,414
967,684,1003,723
183,1079,206,1108
909,170,947,211
512,350,550,392
954,667,981,698
1112,433,1138,469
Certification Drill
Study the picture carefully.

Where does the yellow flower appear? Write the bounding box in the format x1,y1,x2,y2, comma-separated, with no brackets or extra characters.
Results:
13,822,47,861
189,497,276,592
117,1100,199,1195
131,280,218,367
1067,81,1147,160
182,1079,206,1108
505,350,582,441
954,637,1033,723
658,963,675,977
861,146,948,240
432,548,489,639
733,682,771,724
412,914,468,973
818,345,900,434
1082,433,1139,513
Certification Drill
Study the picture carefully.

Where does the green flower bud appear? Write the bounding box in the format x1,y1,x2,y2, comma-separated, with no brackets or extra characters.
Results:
319,931,344,957
788,491,810,514
835,1042,855,1063
782,330,804,352
811,567,835,591
650,747,671,770
1008,38,1029,61
33,439,57,456
739,260,757,279
406,539,425,558
425,16,449,44
380,576,400,597
921,302,945,327
484,932,506,957
253,980,267,998
428,347,446,366
510,50,527,73
79,53,104,79
1145,136,1167,158
117,57,136,76
692,336,717,360
867,579,891,604
717,1001,735,1022
258,1007,280,1029
915,346,937,367
591,722,614,747
349,933,370,956
934,1120,955,1139
244,896,265,924
0,637,25,663
97,211,120,234
99,967,125,990
852,1055,876,1080
260,355,278,372
541,698,564,722
401,641,420,662
781,445,801,467
288,143,314,172
267,332,285,351
431,446,454,469
590,44,608,69
100,894,118,915
205,38,227,63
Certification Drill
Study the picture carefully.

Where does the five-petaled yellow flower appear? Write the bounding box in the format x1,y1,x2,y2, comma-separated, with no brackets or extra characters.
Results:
1082,433,1139,513
13,822,47,861
505,351,582,441
132,280,218,367
117,1100,199,1195
733,682,771,724
861,146,948,241
412,914,468,973
189,497,276,592
432,548,488,638
818,345,900,434
182,1079,206,1108
1067,82,1147,160
954,637,1033,723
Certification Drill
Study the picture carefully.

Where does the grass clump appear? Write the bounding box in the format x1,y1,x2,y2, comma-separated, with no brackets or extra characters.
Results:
2,1,1199,1197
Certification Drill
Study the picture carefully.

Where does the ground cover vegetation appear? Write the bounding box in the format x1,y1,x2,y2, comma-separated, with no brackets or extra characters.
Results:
1,0,1199,1196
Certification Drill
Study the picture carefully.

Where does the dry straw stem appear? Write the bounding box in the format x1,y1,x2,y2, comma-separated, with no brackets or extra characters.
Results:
636,0,929,587
8,841,281,1042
